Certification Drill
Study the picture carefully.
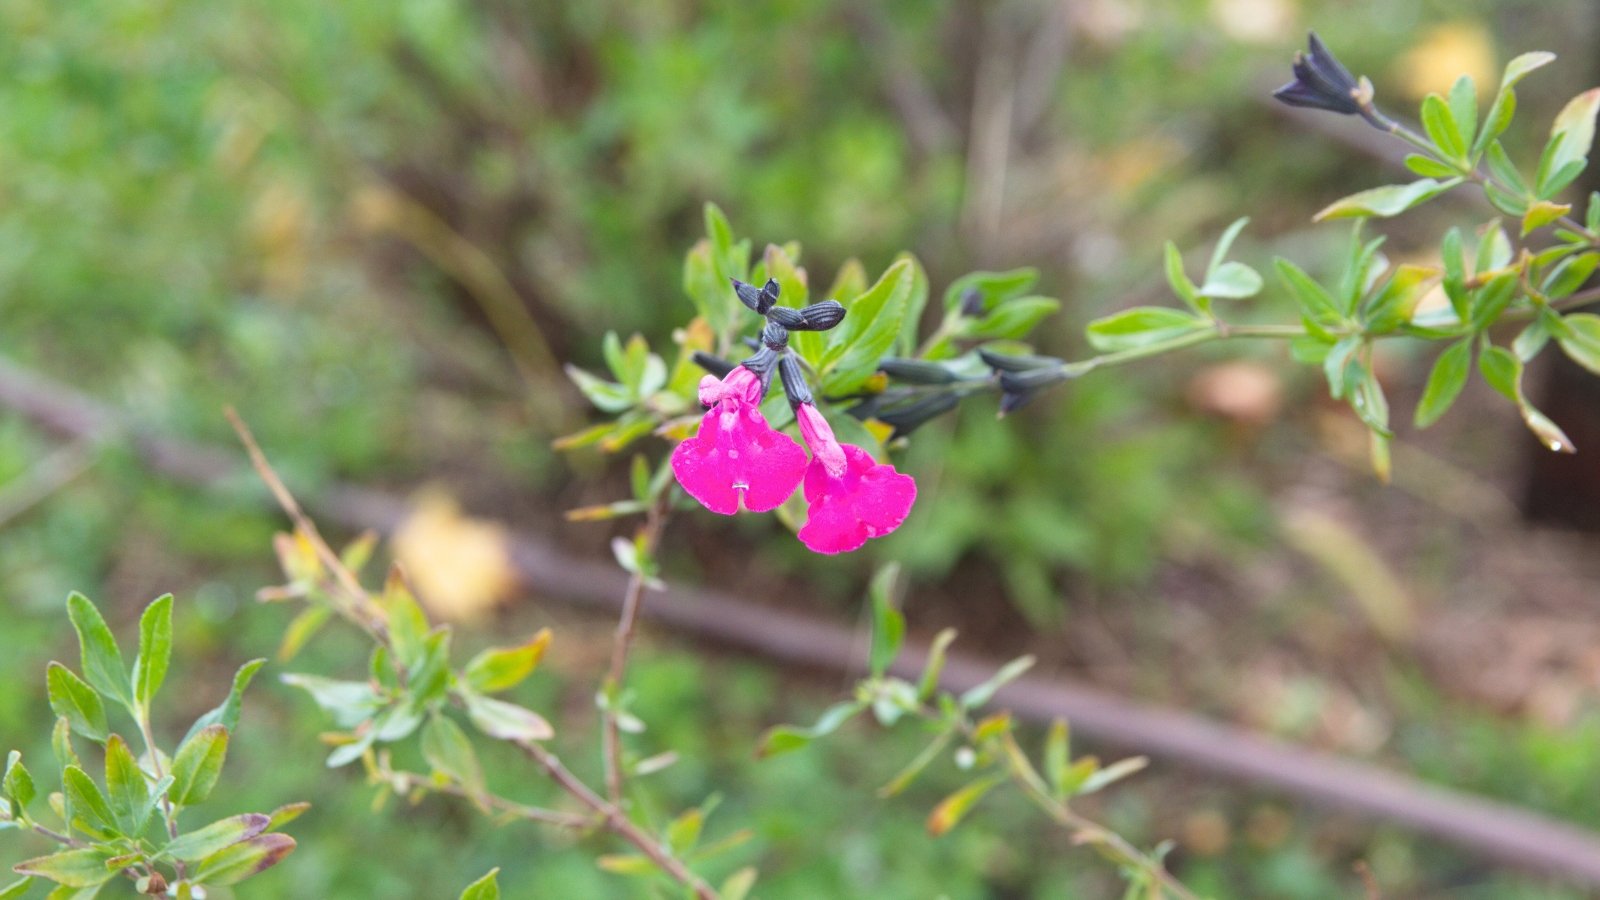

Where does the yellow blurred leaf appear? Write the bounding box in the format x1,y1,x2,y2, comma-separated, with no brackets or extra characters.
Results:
391,490,516,624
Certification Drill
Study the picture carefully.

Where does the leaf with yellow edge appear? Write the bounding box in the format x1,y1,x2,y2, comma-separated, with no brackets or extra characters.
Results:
1522,201,1571,236
926,775,1004,836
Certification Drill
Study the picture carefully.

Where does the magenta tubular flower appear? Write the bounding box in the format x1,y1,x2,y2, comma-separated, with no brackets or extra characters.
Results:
671,367,806,515
794,404,917,554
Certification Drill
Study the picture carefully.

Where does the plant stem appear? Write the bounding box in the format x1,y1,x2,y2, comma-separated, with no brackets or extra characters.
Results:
517,740,718,900
602,496,670,806
134,711,185,879
376,767,591,830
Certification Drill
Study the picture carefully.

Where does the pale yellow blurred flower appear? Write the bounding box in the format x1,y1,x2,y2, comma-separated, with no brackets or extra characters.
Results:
1209,0,1296,45
1394,22,1497,100
392,489,517,624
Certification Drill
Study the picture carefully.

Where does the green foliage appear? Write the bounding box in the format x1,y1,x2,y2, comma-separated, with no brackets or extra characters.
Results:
3,594,296,894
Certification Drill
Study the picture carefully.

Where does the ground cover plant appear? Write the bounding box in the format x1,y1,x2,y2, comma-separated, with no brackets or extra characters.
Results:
4,6,1600,898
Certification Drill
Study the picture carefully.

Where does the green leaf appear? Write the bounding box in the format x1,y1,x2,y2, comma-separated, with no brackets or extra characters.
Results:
51,717,79,773
181,658,266,750
564,366,633,414
1543,252,1600,299
1414,340,1472,428
720,868,758,900
1077,756,1150,795
1315,179,1462,220
191,833,296,886
280,674,380,728
1275,259,1343,326
12,849,116,888
961,296,1060,340
4,752,35,818
1163,242,1204,314
61,766,115,838
0,877,32,899
162,813,269,863
1421,94,1467,162
664,807,704,856
1323,336,1362,400
942,268,1038,313
1485,142,1529,194
103,736,150,836
1199,261,1263,300
1205,217,1250,280
895,251,930,355
1044,720,1071,802
463,629,551,694
169,725,229,808
133,594,173,711
1539,88,1600,197
46,664,107,743
1352,368,1391,437
65,593,133,712
959,655,1035,709
1556,313,1600,375
406,628,453,707
459,868,501,900
821,259,915,394
868,564,904,679
1474,52,1556,157
1404,154,1460,179
1363,264,1439,334
757,701,864,758
1479,344,1522,402
926,775,1004,836
917,628,958,701
877,729,955,798
421,714,486,803
462,692,553,741
1448,75,1479,151
276,606,331,663
1084,307,1209,351
1468,272,1520,330
1522,200,1572,236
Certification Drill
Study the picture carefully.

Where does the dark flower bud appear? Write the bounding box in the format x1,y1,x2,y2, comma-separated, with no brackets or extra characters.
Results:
879,357,959,384
1273,32,1369,116
998,367,1068,416
795,300,846,331
691,351,737,380
778,354,814,408
732,278,766,313
873,391,960,438
761,321,790,351
766,305,805,328
741,344,780,380
958,287,985,318
761,277,781,307
978,348,1062,373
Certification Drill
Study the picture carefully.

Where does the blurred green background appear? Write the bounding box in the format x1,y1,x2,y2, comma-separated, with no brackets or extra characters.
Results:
3,0,1600,896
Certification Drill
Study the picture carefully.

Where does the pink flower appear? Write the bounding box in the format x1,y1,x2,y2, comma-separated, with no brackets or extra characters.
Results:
671,367,806,515
794,404,917,554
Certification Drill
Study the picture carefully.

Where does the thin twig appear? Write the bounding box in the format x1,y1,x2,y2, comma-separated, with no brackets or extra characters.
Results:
376,766,592,830
517,740,717,900
601,496,669,806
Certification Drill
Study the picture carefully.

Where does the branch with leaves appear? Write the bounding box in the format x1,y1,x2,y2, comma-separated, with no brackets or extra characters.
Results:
757,566,1197,899
0,593,300,898
230,412,748,900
